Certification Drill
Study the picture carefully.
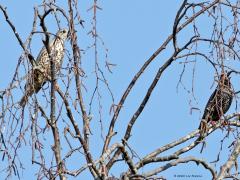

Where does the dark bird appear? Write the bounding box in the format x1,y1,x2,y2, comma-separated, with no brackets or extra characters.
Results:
198,72,233,138
20,28,68,107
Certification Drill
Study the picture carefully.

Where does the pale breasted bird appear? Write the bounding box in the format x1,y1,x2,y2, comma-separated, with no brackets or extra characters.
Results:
20,28,69,106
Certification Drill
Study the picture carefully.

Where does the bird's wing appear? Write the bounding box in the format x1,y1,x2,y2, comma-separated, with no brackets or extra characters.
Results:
36,40,55,63
201,88,218,120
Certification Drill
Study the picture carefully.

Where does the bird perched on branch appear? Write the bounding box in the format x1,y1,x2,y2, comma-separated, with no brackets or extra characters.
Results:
20,28,69,107
198,72,233,139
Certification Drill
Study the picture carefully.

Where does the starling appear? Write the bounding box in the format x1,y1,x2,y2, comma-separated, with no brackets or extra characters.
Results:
20,28,68,107
198,72,233,138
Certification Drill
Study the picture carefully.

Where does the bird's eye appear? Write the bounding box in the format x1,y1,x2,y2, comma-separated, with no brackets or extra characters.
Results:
62,30,66,33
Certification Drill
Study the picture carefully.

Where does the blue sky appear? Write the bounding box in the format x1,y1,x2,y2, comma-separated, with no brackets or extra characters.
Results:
0,1,239,180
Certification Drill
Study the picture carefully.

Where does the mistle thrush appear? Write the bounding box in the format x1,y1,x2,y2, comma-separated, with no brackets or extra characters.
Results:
20,28,68,106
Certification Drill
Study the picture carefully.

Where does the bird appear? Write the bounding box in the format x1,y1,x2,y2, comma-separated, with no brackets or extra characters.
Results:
198,72,233,139
19,28,69,107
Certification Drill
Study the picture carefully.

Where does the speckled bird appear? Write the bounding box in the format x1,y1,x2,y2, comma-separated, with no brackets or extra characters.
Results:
20,28,68,106
198,72,233,138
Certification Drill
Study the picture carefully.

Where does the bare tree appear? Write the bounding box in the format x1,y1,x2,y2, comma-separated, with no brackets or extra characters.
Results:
0,0,240,180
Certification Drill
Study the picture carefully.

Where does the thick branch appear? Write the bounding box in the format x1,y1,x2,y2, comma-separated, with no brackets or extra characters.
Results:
102,0,220,159
143,156,217,179
217,139,240,180
106,35,198,170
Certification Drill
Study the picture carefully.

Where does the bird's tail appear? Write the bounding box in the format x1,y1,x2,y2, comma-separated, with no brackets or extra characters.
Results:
198,119,208,140
19,94,28,107
19,88,34,107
